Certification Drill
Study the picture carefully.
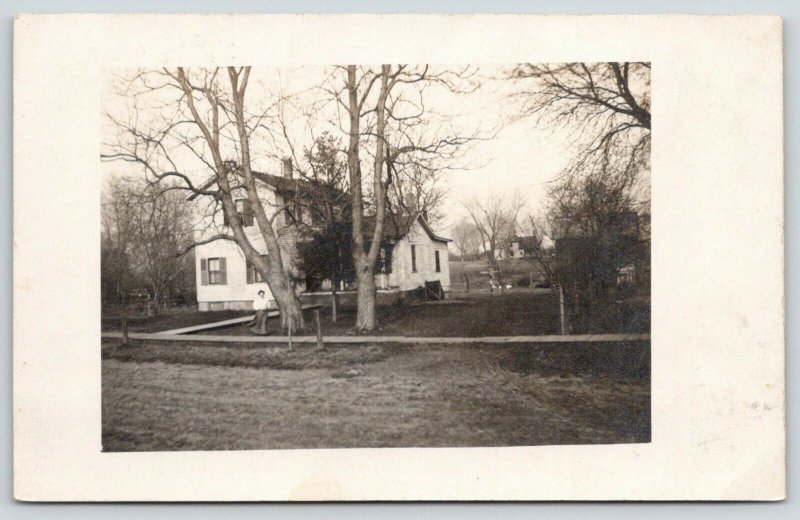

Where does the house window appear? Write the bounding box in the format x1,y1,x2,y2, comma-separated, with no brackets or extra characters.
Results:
201,257,227,285
435,250,441,273
286,203,304,225
411,244,417,273
246,255,268,284
208,258,224,284
236,199,254,226
223,199,253,227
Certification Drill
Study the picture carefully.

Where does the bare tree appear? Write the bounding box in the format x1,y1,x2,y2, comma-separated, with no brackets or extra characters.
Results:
450,218,482,262
122,179,195,311
101,177,137,308
387,162,448,226
511,61,651,314
463,191,526,288
102,177,195,311
511,62,651,197
519,214,556,284
102,67,306,331
254,65,481,332
334,65,480,331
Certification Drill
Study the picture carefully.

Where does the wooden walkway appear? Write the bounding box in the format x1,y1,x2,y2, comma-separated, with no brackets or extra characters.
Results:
156,315,257,335
156,306,319,335
102,331,650,344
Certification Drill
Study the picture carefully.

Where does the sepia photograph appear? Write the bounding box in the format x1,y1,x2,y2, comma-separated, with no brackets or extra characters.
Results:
13,12,785,502
99,63,651,451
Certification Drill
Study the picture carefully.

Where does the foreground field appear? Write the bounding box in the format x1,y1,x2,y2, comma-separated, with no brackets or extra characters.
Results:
102,340,650,451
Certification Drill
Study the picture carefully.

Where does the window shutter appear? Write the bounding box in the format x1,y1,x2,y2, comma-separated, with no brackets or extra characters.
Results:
244,200,254,226
200,258,208,286
219,257,227,285
246,258,254,284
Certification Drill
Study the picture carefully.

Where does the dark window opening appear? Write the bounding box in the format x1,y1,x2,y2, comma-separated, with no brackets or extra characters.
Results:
223,199,253,227
286,203,304,225
246,254,268,284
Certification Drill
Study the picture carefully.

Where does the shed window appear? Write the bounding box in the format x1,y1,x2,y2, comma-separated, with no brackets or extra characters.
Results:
411,244,417,273
435,250,441,273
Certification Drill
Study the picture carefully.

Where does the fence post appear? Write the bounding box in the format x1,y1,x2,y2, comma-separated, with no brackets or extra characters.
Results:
121,314,129,346
287,312,293,351
559,285,567,335
314,308,324,350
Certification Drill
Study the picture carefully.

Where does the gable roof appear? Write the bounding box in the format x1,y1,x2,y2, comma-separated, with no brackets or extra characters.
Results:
362,213,451,243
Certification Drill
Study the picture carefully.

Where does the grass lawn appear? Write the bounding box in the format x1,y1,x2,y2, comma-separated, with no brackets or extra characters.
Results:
102,289,649,336
102,339,650,451
206,289,562,337
450,259,540,290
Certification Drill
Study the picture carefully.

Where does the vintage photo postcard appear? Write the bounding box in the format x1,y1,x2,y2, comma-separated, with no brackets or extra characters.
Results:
13,14,784,501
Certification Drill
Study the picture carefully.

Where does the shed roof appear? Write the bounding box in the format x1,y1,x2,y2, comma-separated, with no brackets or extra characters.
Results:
362,213,451,243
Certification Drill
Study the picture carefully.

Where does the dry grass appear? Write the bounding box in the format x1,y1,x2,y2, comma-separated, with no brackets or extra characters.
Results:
102,341,650,451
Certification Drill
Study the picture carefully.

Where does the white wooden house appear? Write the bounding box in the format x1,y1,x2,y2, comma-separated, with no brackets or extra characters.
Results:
358,213,452,296
190,161,451,311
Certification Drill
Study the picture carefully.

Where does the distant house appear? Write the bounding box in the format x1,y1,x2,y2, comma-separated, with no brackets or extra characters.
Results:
189,160,451,311
495,235,539,260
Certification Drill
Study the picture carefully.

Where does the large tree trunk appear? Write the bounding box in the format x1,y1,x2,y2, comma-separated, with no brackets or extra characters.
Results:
224,67,306,333
355,264,377,331
268,272,304,332
345,65,392,333
253,252,305,332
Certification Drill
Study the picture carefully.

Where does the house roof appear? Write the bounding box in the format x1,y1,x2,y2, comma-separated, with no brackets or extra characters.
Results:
252,171,308,194
187,170,342,201
187,169,449,243
362,213,451,243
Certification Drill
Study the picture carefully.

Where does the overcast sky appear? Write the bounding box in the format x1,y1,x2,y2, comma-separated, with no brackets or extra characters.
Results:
102,65,575,234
